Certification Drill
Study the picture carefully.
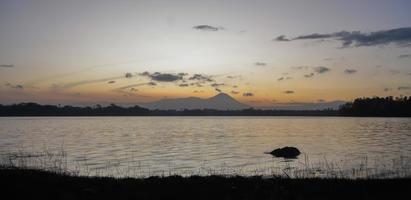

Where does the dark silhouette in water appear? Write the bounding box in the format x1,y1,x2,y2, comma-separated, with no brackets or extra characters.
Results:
0,96,410,116
267,147,301,158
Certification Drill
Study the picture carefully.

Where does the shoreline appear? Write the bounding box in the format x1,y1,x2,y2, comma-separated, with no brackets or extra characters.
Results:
1,167,410,200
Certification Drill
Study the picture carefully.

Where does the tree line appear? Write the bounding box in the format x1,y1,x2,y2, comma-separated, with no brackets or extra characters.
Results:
0,96,410,116
339,96,411,117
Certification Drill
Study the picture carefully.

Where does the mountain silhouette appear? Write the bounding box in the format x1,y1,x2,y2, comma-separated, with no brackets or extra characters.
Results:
141,93,250,110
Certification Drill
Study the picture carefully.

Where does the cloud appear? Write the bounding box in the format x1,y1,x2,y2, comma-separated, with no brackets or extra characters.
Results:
291,66,309,70
283,90,295,94
139,72,185,82
398,54,411,59
211,83,225,88
178,83,189,87
226,75,242,80
190,82,204,87
277,77,292,81
125,73,133,78
231,91,239,95
275,27,411,47
254,62,267,66
107,81,116,84
294,33,332,40
398,86,411,90
344,69,357,74
193,25,224,31
0,64,14,68
274,35,290,42
188,74,214,82
389,70,401,75
242,92,254,97
5,83,23,89
215,88,222,93
61,76,124,89
384,88,392,92
313,66,331,74
147,82,157,86
115,82,151,92
304,73,314,78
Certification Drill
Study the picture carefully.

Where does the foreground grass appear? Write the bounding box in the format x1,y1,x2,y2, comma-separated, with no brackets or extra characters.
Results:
1,167,410,200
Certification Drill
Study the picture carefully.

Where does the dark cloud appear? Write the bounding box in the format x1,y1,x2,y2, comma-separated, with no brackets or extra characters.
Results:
210,83,225,88
317,99,325,102
291,66,309,70
215,88,222,93
283,90,295,94
274,35,290,42
398,54,411,59
277,77,292,81
254,62,267,66
188,74,214,82
147,82,157,86
294,33,332,40
226,75,242,80
389,70,401,75
242,92,254,97
275,27,411,47
398,86,411,90
313,66,331,74
125,73,133,78
178,83,189,87
384,88,392,92
304,73,314,78
344,69,357,74
231,91,239,95
190,82,204,87
232,85,238,88
193,25,224,31
5,83,23,89
114,82,156,95
0,64,14,68
139,72,184,82
193,90,204,93
61,76,124,89
107,81,116,84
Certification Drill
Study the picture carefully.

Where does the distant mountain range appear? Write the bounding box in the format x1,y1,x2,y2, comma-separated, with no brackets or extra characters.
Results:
263,101,346,110
140,93,251,110
140,93,345,110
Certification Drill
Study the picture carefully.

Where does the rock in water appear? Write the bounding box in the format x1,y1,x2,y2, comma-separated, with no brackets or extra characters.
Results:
268,147,301,158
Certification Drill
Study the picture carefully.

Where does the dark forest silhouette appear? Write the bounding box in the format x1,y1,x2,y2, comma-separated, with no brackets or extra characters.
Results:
339,96,411,117
0,96,410,117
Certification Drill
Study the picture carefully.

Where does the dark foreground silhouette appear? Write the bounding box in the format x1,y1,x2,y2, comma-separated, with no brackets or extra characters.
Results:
0,96,410,116
1,167,410,200
267,147,301,158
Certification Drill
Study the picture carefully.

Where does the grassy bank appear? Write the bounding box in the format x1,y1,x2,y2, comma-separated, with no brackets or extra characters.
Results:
1,167,410,200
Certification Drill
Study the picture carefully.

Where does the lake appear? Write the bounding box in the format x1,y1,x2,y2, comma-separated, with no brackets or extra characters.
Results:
1,117,410,178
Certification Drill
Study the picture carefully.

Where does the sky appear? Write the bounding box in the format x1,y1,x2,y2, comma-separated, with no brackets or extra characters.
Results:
1,0,411,107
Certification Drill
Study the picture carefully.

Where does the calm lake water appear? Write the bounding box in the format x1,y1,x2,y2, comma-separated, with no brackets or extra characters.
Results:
1,117,411,177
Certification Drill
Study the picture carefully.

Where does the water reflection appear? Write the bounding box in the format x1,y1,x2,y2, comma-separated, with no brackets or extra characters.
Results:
0,116,410,177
